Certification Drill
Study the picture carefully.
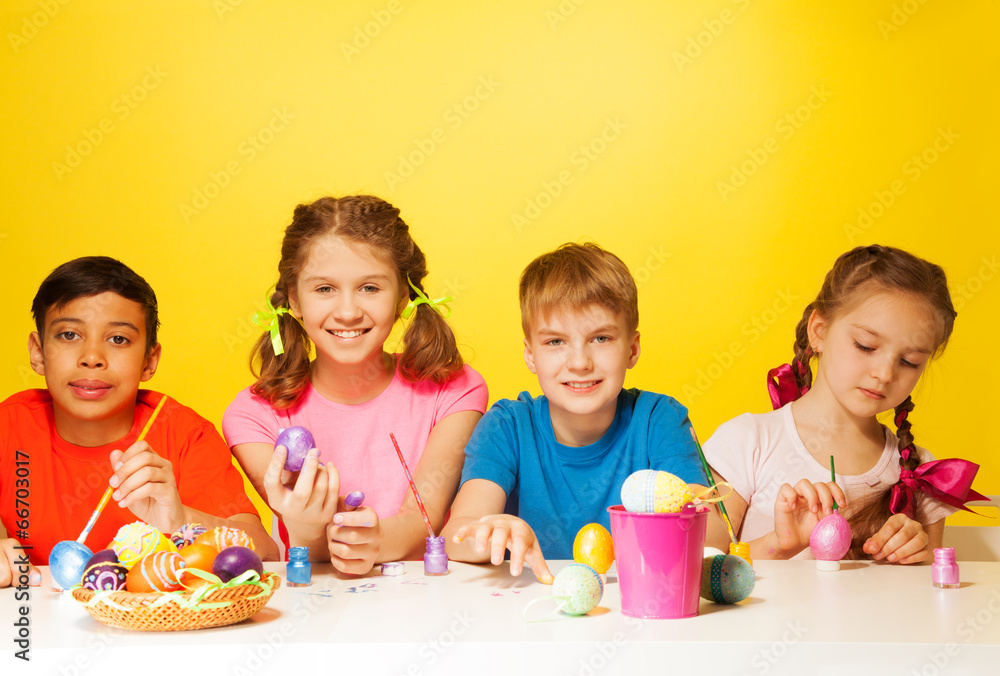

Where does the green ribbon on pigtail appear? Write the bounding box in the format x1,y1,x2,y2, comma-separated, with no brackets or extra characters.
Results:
251,286,304,356
401,276,453,319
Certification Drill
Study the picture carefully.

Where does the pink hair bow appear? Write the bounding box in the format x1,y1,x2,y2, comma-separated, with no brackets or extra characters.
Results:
889,458,989,519
767,362,810,410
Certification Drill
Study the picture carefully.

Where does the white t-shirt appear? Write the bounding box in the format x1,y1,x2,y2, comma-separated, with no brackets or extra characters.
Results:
703,403,955,559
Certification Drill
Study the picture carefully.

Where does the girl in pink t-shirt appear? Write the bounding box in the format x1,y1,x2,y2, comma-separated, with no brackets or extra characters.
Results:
705,245,984,564
223,196,487,575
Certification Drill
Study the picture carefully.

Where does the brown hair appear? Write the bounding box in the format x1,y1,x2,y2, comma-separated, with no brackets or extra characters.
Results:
250,195,464,408
519,242,639,336
786,245,956,557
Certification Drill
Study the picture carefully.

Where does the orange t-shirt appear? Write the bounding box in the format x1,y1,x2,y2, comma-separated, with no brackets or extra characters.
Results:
0,389,257,565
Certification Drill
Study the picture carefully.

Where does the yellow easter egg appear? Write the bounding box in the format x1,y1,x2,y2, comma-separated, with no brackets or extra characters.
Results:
573,523,615,574
110,521,175,569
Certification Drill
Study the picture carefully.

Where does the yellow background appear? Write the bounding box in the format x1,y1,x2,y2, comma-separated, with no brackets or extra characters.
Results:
3,2,997,524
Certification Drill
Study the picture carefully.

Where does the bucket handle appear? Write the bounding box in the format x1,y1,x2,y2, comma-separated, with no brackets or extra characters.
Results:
678,503,699,531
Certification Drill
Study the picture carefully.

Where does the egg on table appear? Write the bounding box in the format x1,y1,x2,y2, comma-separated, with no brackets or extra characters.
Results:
553,563,604,615
700,554,755,604
573,523,615,574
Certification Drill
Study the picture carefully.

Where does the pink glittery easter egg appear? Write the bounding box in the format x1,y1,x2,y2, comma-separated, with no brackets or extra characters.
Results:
810,511,852,561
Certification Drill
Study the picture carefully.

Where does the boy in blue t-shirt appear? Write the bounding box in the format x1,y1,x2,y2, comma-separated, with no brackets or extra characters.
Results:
442,243,726,582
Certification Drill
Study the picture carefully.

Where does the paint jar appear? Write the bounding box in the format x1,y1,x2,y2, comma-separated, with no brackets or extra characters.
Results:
287,546,312,587
424,536,449,576
932,547,959,589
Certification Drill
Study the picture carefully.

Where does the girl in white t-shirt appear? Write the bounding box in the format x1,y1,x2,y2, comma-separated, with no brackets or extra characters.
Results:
223,196,486,574
705,245,984,563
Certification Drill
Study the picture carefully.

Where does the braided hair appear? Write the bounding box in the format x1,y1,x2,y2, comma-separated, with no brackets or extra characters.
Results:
786,245,956,557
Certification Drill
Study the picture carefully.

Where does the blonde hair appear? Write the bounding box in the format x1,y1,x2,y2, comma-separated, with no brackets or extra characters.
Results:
519,242,638,336
250,196,464,408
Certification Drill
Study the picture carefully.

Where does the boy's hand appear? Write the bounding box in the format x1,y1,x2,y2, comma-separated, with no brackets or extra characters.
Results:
863,513,930,564
452,515,553,583
263,445,339,543
0,538,41,589
327,503,382,576
772,479,847,557
109,441,184,533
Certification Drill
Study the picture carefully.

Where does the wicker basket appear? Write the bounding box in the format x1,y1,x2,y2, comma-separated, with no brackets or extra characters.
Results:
71,572,281,631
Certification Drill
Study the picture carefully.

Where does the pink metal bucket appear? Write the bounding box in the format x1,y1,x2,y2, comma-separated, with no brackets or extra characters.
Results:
608,504,708,618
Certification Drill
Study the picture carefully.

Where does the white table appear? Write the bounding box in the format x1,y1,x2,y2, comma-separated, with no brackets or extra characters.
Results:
3,559,999,675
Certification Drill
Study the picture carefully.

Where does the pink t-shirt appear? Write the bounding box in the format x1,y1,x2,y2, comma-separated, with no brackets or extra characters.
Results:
703,403,955,560
223,362,487,523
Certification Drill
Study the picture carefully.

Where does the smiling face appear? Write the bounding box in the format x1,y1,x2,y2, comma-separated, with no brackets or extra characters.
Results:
289,234,407,371
808,289,943,420
524,303,640,447
29,291,160,446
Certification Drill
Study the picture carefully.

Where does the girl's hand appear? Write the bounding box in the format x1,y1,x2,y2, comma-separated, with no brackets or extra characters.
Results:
263,445,339,543
772,479,847,557
452,514,553,584
863,513,930,564
327,505,382,576
109,441,185,533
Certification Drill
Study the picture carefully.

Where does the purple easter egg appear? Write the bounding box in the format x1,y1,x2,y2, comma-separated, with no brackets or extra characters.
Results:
212,546,263,582
85,548,119,568
82,561,128,591
810,511,852,561
275,426,316,472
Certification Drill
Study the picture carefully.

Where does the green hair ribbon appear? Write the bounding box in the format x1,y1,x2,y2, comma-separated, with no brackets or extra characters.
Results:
401,276,453,319
251,287,303,356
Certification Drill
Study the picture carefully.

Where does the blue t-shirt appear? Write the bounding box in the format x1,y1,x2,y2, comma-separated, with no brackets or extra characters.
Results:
460,388,707,559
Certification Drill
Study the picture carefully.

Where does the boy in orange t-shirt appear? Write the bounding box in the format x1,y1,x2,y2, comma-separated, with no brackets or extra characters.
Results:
0,257,276,587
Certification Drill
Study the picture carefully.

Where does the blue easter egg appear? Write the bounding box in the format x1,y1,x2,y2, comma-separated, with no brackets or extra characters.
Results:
700,554,755,604
50,540,94,589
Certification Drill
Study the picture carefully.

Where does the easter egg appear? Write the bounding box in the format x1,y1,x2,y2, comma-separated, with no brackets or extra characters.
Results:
50,540,94,590
179,543,218,573
700,554,755,603
111,521,174,569
213,546,263,582
194,526,255,552
170,523,208,549
620,470,694,513
85,548,119,568
180,573,215,594
810,511,852,564
275,426,316,472
573,523,615,574
81,561,128,591
126,551,186,593
553,563,604,615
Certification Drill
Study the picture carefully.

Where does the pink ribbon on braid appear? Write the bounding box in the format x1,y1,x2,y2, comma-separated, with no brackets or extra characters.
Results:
767,361,810,410
889,458,988,519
